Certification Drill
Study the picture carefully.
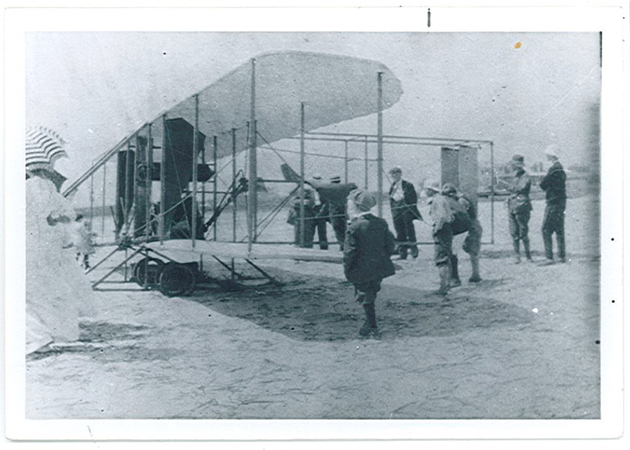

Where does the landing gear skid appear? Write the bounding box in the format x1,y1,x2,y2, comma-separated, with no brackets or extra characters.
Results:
88,239,281,295
89,239,198,296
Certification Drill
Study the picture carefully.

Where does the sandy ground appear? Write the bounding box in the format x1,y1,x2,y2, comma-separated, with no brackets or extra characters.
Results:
25,195,600,420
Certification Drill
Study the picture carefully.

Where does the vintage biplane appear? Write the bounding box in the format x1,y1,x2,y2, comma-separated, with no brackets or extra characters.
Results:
63,51,496,295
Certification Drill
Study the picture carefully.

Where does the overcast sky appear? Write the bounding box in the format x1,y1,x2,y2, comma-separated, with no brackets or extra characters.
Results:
26,32,601,183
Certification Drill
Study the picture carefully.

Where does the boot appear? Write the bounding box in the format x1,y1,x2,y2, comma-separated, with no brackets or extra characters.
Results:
513,239,521,264
359,304,378,337
436,263,450,296
523,237,533,262
450,255,461,287
468,255,482,283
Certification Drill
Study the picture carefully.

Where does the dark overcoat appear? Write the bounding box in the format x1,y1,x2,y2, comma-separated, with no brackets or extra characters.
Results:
389,179,423,221
343,214,396,285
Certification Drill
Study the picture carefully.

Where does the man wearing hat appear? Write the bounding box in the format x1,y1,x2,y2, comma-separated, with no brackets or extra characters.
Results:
424,179,454,295
344,189,396,337
539,144,567,263
507,154,533,263
388,166,423,260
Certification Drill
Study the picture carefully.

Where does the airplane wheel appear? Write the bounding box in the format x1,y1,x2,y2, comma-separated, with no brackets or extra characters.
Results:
134,257,165,287
159,263,196,297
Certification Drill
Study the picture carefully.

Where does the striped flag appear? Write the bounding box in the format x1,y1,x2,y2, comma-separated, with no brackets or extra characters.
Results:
25,126,68,171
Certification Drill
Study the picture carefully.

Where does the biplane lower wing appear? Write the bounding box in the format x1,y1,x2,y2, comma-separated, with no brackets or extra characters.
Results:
147,240,343,264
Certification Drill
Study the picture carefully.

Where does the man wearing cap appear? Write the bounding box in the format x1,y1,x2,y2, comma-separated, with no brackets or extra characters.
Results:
539,144,567,263
328,175,348,251
388,167,423,260
424,179,454,295
344,189,396,337
507,155,533,263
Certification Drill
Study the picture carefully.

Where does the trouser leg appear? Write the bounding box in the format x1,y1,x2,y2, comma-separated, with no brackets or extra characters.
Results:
437,263,450,295
556,203,566,261
392,213,408,258
330,203,347,251
542,204,555,260
509,213,520,263
362,303,377,328
405,214,418,258
331,218,344,250
469,254,481,282
434,226,453,295
355,281,380,336
542,230,554,260
295,218,314,248
360,303,378,337
513,239,521,263
522,236,532,261
305,216,315,248
557,231,566,261
450,255,461,286
316,219,328,250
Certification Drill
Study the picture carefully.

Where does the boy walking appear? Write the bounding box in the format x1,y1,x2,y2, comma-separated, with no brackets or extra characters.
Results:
344,189,396,337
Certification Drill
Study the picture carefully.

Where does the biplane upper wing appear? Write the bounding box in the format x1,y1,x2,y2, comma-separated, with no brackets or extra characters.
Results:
162,51,402,156
63,51,401,197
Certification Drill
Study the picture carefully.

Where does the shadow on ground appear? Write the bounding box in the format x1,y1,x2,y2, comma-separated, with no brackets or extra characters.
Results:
189,268,534,342
27,321,179,363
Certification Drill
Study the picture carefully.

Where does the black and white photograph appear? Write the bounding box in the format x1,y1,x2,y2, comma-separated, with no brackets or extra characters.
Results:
3,3,627,444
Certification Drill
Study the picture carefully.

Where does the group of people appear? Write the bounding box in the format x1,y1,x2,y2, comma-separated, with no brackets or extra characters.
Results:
288,175,353,250
341,144,568,338
507,144,567,265
341,167,483,337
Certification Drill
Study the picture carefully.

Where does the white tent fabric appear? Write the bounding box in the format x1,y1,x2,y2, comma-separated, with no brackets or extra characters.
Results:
163,51,403,157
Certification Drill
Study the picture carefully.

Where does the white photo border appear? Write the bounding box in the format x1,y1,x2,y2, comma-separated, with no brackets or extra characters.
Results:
3,3,627,442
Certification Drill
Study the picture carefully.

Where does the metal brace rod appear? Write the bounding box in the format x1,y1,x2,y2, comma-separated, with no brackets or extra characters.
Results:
212,256,246,280
92,247,144,289
245,259,282,285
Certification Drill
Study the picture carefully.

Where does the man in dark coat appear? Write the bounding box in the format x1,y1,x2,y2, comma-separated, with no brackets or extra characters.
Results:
539,144,567,264
344,189,396,337
388,167,423,260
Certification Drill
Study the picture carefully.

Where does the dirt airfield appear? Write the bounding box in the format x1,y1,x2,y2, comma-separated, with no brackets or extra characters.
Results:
26,195,600,420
